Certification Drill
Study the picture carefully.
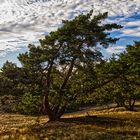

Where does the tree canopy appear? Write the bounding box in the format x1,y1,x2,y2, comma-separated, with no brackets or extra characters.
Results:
0,10,139,121
17,10,122,121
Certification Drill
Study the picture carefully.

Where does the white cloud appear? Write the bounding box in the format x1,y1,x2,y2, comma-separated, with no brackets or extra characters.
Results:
0,0,140,66
106,46,126,54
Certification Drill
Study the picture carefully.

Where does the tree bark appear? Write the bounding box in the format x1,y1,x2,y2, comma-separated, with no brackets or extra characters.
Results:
128,99,135,111
46,58,75,121
44,95,56,121
57,106,66,119
44,54,75,121
60,58,76,90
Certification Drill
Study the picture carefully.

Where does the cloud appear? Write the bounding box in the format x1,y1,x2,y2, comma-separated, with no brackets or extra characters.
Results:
106,46,126,54
0,0,140,66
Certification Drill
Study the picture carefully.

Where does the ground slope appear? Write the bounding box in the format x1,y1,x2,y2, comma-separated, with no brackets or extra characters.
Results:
0,106,140,139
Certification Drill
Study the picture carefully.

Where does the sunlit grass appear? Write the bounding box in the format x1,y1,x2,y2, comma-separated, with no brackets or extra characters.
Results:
0,106,140,140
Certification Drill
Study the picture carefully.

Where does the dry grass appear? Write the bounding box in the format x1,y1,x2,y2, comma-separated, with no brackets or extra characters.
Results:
0,106,140,140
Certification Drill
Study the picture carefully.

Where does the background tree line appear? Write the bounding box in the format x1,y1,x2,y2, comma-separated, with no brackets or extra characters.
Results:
0,10,139,121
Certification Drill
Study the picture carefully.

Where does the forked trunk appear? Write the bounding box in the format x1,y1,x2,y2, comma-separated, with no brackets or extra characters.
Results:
43,95,66,122
44,96,54,121
128,99,135,111
47,106,66,122
43,58,74,122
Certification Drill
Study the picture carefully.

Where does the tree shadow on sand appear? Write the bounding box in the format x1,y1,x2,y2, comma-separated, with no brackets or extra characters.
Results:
31,114,140,130
59,115,140,127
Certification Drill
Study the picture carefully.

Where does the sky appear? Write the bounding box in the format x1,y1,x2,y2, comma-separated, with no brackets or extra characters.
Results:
0,0,140,67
